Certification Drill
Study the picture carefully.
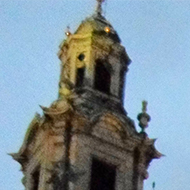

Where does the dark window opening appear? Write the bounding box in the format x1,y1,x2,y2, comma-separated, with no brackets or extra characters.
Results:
76,67,85,87
132,148,140,190
78,53,85,61
90,158,116,190
32,170,40,190
94,60,111,94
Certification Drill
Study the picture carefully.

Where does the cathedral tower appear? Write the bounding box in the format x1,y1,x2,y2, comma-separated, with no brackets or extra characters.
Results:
11,1,161,190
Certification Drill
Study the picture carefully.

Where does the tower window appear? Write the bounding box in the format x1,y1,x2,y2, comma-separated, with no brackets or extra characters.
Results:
32,169,40,190
90,158,116,190
94,60,111,94
132,148,140,190
76,67,85,87
78,53,85,61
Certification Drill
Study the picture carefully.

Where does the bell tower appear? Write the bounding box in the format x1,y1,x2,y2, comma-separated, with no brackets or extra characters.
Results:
11,1,161,190
58,0,130,111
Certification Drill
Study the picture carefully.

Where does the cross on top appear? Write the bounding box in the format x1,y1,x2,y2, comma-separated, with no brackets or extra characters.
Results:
96,0,105,15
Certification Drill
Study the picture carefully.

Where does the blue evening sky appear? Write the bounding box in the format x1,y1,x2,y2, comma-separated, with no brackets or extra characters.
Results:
0,0,190,189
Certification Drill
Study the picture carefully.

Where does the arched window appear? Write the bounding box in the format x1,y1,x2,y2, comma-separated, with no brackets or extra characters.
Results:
94,60,111,94
32,169,40,190
90,158,116,190
132,148,140,190
76,67,85,87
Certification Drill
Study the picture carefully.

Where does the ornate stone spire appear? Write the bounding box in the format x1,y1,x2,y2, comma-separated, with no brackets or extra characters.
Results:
96,0,105,15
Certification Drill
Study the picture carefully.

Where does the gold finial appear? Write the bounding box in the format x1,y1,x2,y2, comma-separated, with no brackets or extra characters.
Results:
96,0,105,15
65,26,71,37
104,26,110,33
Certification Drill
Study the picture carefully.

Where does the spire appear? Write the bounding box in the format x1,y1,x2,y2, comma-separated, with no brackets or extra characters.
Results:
96,0,105,15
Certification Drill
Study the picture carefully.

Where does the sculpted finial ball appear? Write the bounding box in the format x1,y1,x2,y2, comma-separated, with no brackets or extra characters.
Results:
137,100,151,133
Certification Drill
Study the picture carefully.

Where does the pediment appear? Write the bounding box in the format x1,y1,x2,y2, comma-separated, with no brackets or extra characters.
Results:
90,113,136,144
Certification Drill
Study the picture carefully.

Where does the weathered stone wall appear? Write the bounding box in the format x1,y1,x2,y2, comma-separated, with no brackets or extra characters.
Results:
68,132,134,190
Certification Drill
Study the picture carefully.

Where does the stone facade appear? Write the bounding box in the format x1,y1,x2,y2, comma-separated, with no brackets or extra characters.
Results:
11,2,161,190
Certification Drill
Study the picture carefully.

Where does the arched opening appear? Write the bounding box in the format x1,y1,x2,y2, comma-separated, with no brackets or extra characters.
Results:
132,148,140,190
90,158,116,190
32,169,40,190
94,60,111,94
76,67,85,87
